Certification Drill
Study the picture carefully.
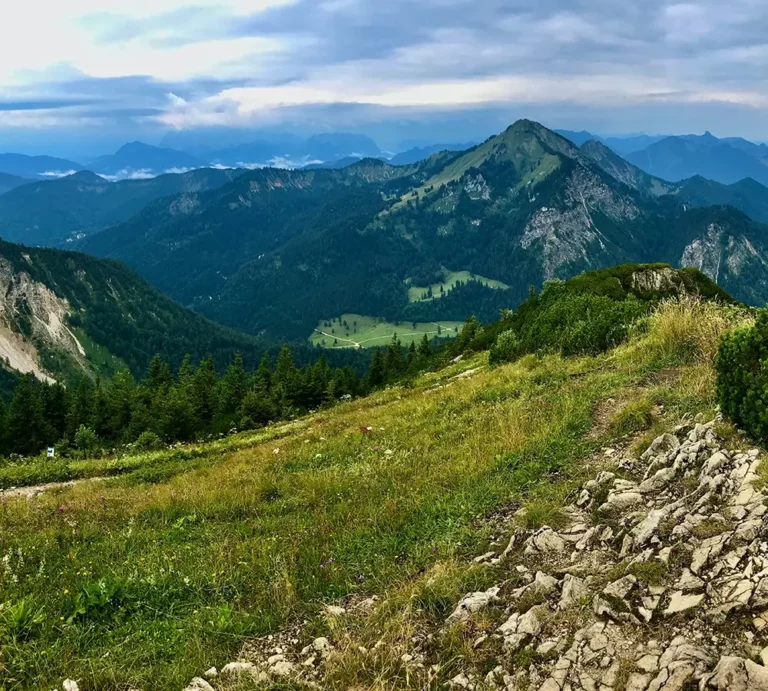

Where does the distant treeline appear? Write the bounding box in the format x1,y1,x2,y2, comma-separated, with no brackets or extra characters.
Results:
0,329,481,458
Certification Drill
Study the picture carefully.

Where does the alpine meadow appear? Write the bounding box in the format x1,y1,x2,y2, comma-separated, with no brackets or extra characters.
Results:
7,2,768,690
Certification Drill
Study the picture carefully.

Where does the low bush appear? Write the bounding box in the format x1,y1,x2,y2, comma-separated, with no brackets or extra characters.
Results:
716,309,768,441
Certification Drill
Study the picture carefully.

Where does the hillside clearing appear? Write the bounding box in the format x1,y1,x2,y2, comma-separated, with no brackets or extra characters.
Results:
309,313,463,349
0,300,750,690
406,270,509,302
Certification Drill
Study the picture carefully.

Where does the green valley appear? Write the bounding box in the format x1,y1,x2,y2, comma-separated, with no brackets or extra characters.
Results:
310,313,463,348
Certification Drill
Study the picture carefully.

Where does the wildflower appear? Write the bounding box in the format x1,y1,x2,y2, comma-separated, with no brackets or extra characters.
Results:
58,506,65,512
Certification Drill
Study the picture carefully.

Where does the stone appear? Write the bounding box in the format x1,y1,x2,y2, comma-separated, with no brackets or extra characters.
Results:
532,571,560,596
184,679,214,691
559,574,589,609
448,672,476,689
664,591,704,616
446,586,500,624
62,682,79,691
675,569,705,592
270,659,297,678
203,667,218,679
324,604,346,617
525,528,567,554
702,656,768,690
221,662,258,676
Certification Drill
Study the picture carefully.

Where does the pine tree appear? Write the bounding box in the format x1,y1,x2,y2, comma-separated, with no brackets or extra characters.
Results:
418,332,432,358
6,376,45,455
368,348,386,388
255,353,272,393
191,356,218,426
216,353,250,427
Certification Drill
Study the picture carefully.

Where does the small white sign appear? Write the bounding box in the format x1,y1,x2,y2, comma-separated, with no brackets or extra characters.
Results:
47,447,55,458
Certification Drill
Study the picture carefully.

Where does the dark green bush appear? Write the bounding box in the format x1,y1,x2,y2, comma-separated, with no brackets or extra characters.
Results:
488,281,648,366
716,310,768,440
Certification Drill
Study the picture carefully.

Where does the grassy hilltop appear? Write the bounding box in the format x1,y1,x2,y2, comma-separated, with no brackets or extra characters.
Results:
0,265,757,690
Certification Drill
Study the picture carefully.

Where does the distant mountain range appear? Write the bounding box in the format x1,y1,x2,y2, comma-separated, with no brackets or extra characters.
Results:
625,132,768,186
0,153,82,179
88,142,206,179
0,168,244,246
555,130,668,155
73,120,768,342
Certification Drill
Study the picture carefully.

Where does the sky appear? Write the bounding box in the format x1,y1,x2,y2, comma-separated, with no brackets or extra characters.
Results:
3,0,768,157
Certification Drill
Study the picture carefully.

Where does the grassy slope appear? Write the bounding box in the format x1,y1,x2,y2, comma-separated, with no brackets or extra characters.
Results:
0,300,750,690
406,270,510,303
309,313,463,349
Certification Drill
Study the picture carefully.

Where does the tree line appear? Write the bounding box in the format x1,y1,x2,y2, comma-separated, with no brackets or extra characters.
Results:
0,332,453,458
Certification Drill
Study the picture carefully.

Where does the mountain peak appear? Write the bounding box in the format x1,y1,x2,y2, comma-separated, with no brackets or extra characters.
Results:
67,170,108,184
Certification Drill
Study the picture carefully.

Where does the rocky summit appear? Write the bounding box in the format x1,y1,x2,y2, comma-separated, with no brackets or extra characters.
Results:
183,419,768,691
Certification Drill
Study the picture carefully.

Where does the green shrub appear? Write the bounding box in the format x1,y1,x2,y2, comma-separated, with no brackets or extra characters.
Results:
74,425,98,455
487,284,648,365
489,330,522,366
716,310,768,441
133,431,164,451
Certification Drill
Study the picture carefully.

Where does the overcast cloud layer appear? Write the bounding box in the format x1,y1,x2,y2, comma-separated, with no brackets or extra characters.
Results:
3,0,768,155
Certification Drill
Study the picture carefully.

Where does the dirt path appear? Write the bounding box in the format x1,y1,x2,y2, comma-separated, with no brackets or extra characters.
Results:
0,476,110,501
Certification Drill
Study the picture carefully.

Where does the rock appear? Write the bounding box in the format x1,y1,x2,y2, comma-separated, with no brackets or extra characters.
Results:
203,667,218,679
633,508,667,546
664,591,704,616
62,682,79,691
270,659,297,678
312,636,333,656
532,571,560,596
221,661,261,677
675,569,705,592
691,533,730,574
445,586,500,624
448,672,476,688
559,574,589,609
761,647,768,667
524,528,567,554
184,679,214,691
324,604,346,617
702,655,768,690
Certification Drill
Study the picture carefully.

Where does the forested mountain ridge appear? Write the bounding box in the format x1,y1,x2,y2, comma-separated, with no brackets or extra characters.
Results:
0,239,285,388
75,120,768,341
0,167,245,246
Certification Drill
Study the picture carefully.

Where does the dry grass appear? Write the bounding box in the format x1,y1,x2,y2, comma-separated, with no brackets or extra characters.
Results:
617,296,753,369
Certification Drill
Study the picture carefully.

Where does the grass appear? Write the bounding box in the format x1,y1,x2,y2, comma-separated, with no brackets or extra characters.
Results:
309,313,463,349
406,270,509,303
0,299,745,690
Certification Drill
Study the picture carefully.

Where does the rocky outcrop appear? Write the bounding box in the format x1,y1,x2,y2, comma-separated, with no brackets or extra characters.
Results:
181,419,768,691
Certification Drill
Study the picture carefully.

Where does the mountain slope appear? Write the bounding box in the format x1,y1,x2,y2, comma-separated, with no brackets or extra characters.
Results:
0,239,275,384
0,172,28,194
82,120,768,341
0,168,244,245
581,141,768,224
0,153,82,178
89,142,206,178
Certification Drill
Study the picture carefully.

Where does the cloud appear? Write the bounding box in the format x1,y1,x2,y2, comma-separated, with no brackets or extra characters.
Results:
4,0,768,148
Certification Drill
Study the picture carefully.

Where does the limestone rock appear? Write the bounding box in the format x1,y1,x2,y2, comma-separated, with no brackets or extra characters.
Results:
184,679,215,691
446,586,500,624
702,656,768,690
